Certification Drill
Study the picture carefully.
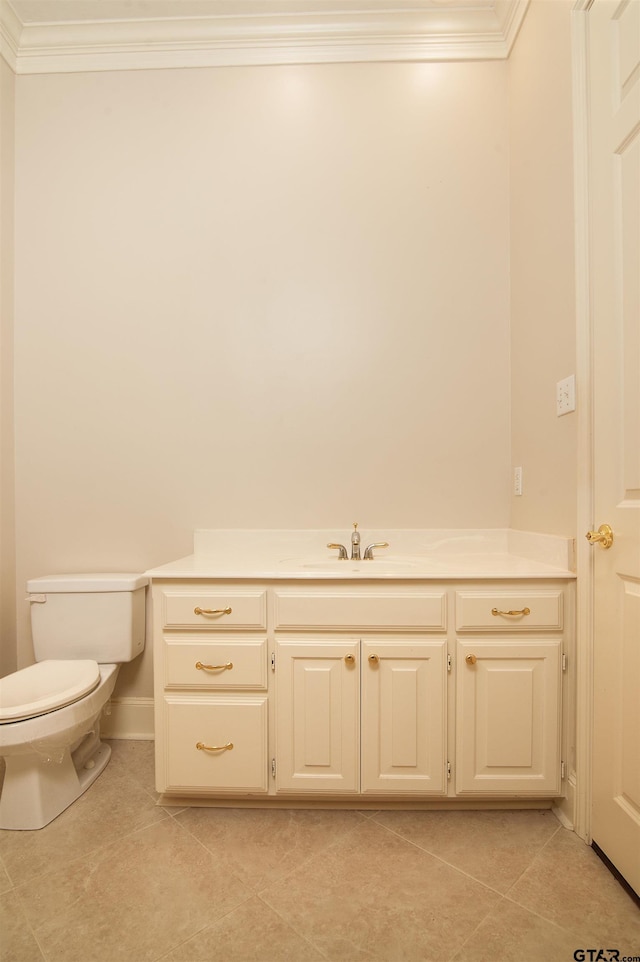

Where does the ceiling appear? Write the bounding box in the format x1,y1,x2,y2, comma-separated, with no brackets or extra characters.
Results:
0,0,530,73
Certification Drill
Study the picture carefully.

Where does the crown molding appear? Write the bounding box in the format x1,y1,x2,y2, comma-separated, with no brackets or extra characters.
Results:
0,1,20,70
1,1,530,74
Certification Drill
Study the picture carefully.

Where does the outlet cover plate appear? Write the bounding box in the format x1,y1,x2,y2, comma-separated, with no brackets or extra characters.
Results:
557,375,576,416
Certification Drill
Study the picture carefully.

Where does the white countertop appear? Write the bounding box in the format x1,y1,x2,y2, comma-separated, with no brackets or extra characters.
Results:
146,529,576,581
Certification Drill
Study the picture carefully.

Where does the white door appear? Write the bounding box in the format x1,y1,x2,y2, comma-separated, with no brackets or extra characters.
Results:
588,0,640,896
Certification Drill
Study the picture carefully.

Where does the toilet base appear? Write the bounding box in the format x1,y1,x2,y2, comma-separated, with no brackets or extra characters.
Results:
0,731,112,830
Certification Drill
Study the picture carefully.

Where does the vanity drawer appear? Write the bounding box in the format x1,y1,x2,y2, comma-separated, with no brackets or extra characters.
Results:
159,588,267,630
163,637,267,689
162,696,268,793
455,589,563,631
274,588,446,631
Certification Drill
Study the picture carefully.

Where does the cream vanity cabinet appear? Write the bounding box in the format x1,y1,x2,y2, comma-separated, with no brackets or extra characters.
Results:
273,585,448,795
152,584,270,794
152,577,571,804
454,586,565,796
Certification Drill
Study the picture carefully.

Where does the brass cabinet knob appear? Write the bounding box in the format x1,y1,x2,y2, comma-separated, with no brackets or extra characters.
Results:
465,653,477,666
586,524,614,549
368,654,379,665
344,653,356,665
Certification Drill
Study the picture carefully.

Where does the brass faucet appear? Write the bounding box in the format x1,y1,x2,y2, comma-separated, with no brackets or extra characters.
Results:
351,522,361,560
327,523,389,561
363,541,390,560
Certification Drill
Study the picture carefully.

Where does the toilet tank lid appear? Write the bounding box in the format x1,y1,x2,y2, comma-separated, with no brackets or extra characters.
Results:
27,573,149,593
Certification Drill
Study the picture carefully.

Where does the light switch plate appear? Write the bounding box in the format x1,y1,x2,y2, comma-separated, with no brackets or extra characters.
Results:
556,375,576,416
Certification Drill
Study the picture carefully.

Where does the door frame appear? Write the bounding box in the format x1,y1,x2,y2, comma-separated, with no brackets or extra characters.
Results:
571,0,595,845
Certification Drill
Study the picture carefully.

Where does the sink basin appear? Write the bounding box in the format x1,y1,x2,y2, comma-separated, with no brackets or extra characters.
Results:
278,557,423,573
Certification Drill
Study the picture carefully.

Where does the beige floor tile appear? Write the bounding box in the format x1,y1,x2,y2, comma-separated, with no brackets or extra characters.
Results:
0,889,45,962
507,828,640,952
0,762,169,887
0,857,12,895
105,738,158,797
372,809,561,893
262,818,500,962
175,806,367,892
4,741,637,962
14,817,252,962
162,895,326,962
451,897,583,962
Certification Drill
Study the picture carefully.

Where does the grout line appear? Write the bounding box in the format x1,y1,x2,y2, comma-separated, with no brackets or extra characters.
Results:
253,811,375,895
31,923,49,962
255,893,333,962
177,808,372,898
367,816,512,900
6,805,175,895
150,907,244,962
446,894,510,962
500,818,563,900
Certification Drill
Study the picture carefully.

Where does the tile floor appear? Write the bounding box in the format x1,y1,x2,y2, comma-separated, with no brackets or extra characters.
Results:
0,740,638,962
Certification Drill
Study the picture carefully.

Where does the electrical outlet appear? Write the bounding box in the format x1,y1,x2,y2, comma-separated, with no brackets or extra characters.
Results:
557,375,576,416
514,466,523,496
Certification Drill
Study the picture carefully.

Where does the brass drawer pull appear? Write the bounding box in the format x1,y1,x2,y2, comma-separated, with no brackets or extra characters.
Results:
368,654,379,665
194,606,232,616
465,653,477,665
196,741,233,753
344,653,356,665
195,661,233,672
491,607,531,617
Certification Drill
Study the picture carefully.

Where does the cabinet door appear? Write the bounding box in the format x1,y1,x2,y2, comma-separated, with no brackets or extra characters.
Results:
361,639,447,794
456,639,561,795
275,639,359,793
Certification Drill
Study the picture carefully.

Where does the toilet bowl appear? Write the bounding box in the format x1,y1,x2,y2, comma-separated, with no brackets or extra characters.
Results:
0,664,119,830
0,573,147,830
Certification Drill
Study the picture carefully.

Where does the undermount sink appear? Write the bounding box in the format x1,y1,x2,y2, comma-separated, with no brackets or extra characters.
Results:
279,557,423,572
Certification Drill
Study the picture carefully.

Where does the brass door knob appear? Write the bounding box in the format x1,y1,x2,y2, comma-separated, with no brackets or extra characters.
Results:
344,653,356,665
586,524,614,549
465,653,477,666
368,654,379,665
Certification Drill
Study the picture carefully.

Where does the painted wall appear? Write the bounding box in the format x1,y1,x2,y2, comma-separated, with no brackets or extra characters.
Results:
0,55,16,678
508,0,577,537
13,60,511,693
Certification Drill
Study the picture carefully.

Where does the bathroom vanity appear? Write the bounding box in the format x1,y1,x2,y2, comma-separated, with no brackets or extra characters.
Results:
147,530,575,809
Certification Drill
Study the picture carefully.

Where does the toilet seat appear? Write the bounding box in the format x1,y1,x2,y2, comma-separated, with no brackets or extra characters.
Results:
0,660,101,723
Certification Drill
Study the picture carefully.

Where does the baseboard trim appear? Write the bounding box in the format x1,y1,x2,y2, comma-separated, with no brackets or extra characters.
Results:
101,697,154,740
552,777,575,830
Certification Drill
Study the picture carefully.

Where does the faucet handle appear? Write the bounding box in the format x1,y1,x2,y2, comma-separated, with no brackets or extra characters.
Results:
327,543,348,560
363,542,389,561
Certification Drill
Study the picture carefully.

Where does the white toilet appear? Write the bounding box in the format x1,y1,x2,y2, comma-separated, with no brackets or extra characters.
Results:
0,573,148,830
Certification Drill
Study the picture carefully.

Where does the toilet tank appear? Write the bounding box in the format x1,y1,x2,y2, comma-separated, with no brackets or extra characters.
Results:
27,573,148,664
